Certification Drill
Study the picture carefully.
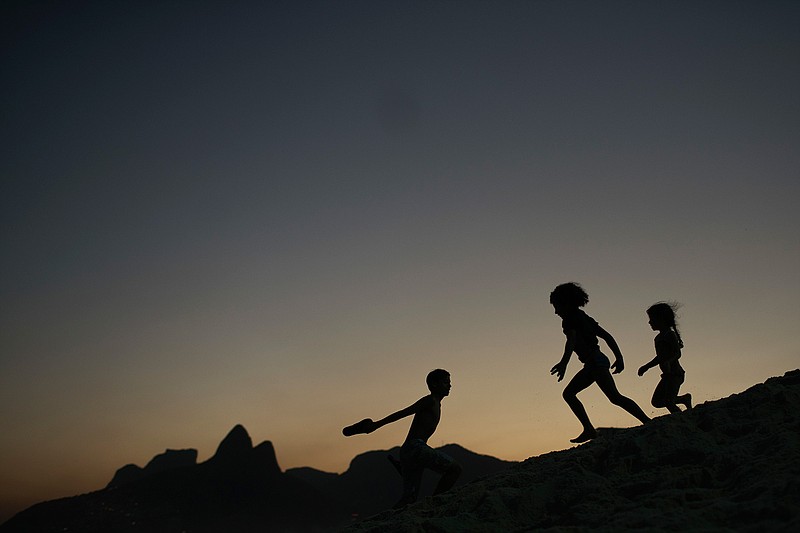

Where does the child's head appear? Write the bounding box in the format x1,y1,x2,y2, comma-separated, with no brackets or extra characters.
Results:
646,302,678,329
646,301,684,346
550,282,589,315
426,369,451,397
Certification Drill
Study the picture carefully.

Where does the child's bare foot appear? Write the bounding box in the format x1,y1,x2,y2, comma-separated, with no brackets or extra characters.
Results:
570,428,598,443
682,393,692,410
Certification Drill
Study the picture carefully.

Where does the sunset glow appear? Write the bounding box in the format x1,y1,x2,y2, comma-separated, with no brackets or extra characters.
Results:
2,1,798,523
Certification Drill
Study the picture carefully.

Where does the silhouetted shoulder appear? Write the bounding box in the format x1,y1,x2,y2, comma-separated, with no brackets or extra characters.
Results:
416,395,437,408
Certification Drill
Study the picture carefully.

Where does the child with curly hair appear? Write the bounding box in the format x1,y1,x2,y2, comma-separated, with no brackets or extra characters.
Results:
550,282,650,443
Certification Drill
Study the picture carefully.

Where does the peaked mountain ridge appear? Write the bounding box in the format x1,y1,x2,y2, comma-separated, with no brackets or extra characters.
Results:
0,426,512,532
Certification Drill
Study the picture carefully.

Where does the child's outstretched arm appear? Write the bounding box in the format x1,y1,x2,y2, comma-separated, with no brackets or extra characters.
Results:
342,399,423,436
373,400,421,430
597,326,624,374
551,330,576,381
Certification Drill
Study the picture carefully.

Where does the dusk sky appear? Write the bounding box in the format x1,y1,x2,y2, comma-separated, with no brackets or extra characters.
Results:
2,0,799,522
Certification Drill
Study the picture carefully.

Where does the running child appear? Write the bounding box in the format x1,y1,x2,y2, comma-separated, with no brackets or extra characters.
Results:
638,302,692,413
549,282,650,443
342,369,461,507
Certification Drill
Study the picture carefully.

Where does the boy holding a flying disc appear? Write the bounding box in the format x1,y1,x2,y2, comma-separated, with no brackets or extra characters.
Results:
343,369,461,507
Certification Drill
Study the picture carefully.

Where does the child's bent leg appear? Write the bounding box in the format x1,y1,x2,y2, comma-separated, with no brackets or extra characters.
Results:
651,379,668,409
563,367,599,441
396,444,424,508
652,380,679,412
420,445,461,496
673,374,691,410
595,369,650,423
434,463,462,495
653,375,685,413
395,466,422,508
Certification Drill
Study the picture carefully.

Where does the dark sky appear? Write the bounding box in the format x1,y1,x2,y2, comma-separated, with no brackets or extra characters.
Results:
2,0,799,523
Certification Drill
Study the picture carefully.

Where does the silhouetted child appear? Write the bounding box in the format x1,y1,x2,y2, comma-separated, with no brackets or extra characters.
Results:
342,369,462,507
638,302,692,413
549,282,650,443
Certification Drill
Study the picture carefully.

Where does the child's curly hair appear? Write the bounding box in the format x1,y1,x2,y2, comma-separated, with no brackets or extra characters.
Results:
550,282,589,309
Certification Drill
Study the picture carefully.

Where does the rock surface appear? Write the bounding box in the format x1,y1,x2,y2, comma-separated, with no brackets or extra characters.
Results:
344,370,800,532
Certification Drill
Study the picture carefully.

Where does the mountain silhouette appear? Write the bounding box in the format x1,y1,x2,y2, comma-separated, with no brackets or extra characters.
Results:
1,425,346,532
0,426,511,532
107,448,198,489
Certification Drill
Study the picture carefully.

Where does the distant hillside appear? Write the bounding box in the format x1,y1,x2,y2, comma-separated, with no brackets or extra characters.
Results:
345,370,800,532
0,424,347,532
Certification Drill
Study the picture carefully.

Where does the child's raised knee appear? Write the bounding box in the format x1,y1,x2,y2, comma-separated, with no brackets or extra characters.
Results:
651,396,667,408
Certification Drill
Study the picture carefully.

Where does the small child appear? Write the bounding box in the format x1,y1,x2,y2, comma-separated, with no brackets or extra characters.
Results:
638,302,692,413
342,369,462,507
549,282,650,443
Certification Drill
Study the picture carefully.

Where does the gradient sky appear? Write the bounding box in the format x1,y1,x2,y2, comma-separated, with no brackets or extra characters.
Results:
2,0,799,522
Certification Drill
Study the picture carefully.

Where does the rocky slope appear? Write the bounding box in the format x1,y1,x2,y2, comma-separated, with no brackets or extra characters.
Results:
344,369,800,532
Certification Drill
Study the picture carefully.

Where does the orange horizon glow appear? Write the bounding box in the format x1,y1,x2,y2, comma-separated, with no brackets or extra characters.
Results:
2,0,799,525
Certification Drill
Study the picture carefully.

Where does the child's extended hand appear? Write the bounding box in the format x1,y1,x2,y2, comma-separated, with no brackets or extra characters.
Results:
342,418,377,436
611,358,624,374
637,365,648,377
550,361,567,382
